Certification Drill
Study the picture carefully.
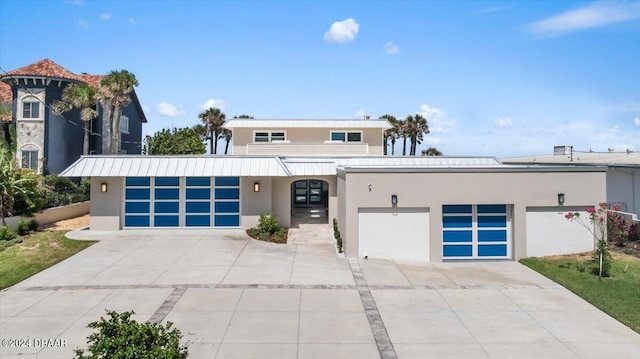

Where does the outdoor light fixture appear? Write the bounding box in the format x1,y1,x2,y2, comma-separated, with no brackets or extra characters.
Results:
391,194,398,206
254,182,260,192
558,193,565,205
100,183,108,193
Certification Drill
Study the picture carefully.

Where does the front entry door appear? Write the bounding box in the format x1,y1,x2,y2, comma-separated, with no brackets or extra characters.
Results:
293,180,324,206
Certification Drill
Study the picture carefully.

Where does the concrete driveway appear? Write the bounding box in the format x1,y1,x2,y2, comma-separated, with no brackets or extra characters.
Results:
1,230,638,359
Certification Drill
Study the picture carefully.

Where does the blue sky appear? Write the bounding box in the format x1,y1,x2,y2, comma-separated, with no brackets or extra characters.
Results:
1,0,639,157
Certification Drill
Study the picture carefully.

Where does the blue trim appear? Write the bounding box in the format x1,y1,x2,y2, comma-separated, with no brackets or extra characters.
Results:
478,244,507,257
443,245,472,257
155,177,179,186
477,204,507,214
155,188,180,200
215,215,240,227
186,215,210,227
154,215,179,227
443,216,472,228
126,177,150,186
215,188,240,200
125,215,150,227
478,215,507,228
154,201,179,214
215,177,240,187
443,205,472,214
186,177,211,187
125,189,150,200
215,201,240,213
186,188,211,200
186,202,211,213
478,230,507,242
125,202,149,214
443,230,472,242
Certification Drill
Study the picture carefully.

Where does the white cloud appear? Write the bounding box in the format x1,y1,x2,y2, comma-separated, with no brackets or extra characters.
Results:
384,41,399,54
635,117,640,126
481,5,511,13
156,102,186,117
129,17,136,24
199,98,227,111
356,108,367,118
608,124,621,132
78,19,89,29
495,117,513,128
100,13,111,20
418,104,455,133
324,18,359,43
529,1,640,36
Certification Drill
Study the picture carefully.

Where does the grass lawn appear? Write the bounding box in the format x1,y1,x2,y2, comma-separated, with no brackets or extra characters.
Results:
521,252,640,334
0,231,96,290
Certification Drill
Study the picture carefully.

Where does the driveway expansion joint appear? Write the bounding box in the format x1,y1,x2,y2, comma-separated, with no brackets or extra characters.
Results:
148,286,187,324
348,258,398,359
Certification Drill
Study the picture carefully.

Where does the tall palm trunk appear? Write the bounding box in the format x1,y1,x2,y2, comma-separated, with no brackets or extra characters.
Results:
101,102,112,154
402,137,407,156
383,134,388,155
209,131,214,154
213,130,219,154
83,120,90,155
391,138,396,155
224,138,231,155
111,104,122,154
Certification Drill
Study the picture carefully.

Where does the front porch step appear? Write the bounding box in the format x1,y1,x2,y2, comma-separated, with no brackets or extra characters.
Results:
288,223,334,245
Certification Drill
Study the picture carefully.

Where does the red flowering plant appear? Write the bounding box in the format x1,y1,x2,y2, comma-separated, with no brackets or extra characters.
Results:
565,203,613,278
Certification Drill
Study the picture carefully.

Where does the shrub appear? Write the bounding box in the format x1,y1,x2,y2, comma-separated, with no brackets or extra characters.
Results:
257,214,279,235
27,218,39,231
629,224,639,242
0,226,17,241
16,219,29,236
607,211,629,247
42,175,89,209
333,218,343,253
74,310,188,359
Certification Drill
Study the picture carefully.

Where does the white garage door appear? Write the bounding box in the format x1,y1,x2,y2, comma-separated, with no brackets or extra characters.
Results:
358,208,429,261
526,208,594,257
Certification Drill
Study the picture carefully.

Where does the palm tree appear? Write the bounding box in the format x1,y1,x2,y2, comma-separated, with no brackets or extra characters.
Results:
98,70,139,155
421,147,442,156
52,84,98,156
379,114,397,156
409,114,429,155
199,107,226,154
222,114,253,155
400,118,409,156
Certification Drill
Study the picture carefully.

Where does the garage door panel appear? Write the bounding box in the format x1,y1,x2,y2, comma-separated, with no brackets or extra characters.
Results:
154,215,179,227
215,215,240,227
154,202,179,213
125,215,149,227
443,231,472,242
358,208,429,261
215,202,240,213
186,215,210,227
478,230,507,242
125,202,149,213
155,188,179,199
526,209,593,257
126,189,150,199
443,216,472,228
478,244,507,257
443,245,472,257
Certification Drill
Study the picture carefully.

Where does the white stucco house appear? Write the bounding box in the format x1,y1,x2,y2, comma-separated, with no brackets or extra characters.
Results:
61,119,607,262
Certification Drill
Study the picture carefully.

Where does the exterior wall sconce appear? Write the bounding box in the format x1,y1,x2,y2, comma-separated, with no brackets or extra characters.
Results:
254,182,260,192
391,194,398,206
558,193,565,205
100,183,108,193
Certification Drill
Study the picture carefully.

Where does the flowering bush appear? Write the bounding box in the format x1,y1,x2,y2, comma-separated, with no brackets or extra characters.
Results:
565,203,612,278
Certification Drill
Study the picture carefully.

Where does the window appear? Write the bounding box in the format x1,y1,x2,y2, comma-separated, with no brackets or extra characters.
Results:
120,115,129,134
21,150,38,170
253,131,287,142
22,101,40,119
330,131,362,142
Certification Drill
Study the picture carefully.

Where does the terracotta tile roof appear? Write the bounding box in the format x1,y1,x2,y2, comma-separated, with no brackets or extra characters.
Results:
0,81,11,104
1,58,84,82
79,74,104,89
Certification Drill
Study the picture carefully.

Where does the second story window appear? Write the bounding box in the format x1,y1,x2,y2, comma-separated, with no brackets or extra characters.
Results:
22,100,40,119
120,114,130,134
331,131,362,142
254,131,286,142
21,150,38,170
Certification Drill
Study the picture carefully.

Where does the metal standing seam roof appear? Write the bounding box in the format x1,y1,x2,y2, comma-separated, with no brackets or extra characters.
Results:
60,156,292,177
222,119,392,129
60,155,502,177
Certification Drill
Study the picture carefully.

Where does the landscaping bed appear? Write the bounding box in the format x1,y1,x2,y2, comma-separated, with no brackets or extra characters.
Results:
521,252,640,334
246,214,288,244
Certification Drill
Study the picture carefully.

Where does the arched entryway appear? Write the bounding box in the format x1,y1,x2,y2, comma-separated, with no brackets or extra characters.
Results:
291,179,329,226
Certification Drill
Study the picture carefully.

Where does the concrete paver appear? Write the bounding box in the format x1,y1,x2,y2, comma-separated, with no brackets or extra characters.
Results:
1,229,639,359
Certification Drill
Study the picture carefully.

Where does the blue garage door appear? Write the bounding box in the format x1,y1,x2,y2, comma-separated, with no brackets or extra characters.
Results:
124,176,240,228
442,204,510,259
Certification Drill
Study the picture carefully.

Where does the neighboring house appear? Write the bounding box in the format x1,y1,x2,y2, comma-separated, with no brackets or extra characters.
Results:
503,146,640,217
62,119,607,262
0,59,147,174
